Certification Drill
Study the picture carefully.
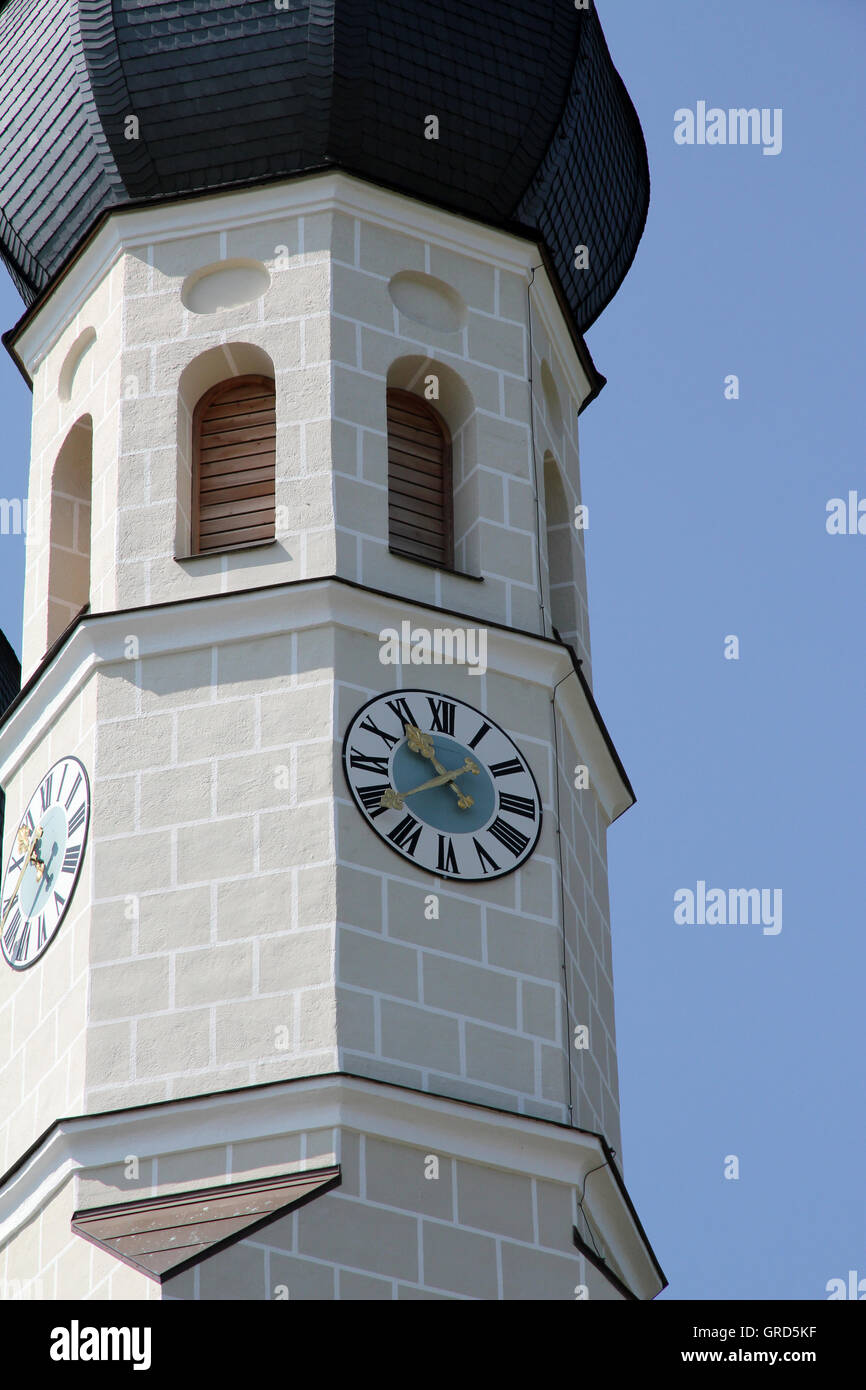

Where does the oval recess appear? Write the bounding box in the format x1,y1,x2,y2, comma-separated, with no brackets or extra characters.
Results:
181,259,270,314
388,271,465,333
58,327,96,403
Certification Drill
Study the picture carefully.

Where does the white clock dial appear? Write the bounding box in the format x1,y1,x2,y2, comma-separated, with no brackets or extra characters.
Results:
1,756,91,970
342,689,542,881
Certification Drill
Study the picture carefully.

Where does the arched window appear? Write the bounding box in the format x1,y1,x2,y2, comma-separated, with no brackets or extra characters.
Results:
192,374,276,554
387,388,453,569
47,416,92,648
543,452,579,644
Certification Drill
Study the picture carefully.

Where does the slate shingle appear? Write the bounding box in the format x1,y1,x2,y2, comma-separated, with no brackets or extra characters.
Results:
0,0,648,332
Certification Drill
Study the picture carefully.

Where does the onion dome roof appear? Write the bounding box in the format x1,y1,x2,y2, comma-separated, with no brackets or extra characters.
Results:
0,0,648,330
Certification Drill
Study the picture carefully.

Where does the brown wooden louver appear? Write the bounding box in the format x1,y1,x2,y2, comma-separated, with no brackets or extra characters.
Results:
192,374,276,554
72,1167,341,1281
387,388,453,568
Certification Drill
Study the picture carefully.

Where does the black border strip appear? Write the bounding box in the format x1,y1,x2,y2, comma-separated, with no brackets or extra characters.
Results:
573,1224,639,1301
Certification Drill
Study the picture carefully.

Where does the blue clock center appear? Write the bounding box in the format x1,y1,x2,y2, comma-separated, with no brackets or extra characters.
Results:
391,734,495,834
20,805,68,919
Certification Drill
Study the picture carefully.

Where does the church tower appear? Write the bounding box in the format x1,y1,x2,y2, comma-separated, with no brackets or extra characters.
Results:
0,1,664,1300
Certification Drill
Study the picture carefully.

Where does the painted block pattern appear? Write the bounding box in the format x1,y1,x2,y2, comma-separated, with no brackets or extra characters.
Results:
159,1131,621,1302
21,182,592,688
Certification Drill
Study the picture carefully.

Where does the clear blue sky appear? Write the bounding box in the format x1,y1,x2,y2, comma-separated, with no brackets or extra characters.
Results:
0,0,861,1302
580,0,865,1298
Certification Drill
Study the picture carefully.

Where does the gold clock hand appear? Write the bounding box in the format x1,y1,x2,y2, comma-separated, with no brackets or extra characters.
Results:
0,824,43,931
380,767,463,808
404,723,479,777
402,724,481,808
380,758,479,811
405,724,435,760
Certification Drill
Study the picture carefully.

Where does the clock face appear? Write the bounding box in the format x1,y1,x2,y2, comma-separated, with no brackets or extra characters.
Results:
1,756,91,971
342,689,542,881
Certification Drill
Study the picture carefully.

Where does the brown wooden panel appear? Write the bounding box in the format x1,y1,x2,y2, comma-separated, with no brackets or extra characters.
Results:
385,387,453,568
198,435,275,466
198,480,276,510
199,421,276,450
203,396,275,422
72,1167,341,1282
200,494,276,522
387,395,448,428
199,473,275,493
389,474,444,503
387,428,445,462
390,464,445,496
212,379,275,404
391,518,446,546
198,523,275,551
199,461,276,488
389,500,446,530
192,374,277,555
199,511,276,538
390,504,446,533
391,536,447,565
389,456,445,487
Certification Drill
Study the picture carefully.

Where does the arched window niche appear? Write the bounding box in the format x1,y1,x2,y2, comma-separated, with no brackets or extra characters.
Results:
176,343,276,558
385,357,478,576
543,451,579,646
47,415,92,648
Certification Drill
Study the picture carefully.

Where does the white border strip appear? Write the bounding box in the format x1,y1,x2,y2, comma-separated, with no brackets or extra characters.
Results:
14,172,593,410
0,1074,661,1298
0,580,632,821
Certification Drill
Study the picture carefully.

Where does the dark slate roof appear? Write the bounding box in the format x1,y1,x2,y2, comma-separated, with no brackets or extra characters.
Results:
0,628,20,716
0,0,649,332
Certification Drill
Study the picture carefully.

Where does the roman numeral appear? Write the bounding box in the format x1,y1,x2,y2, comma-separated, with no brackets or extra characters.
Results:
57,762,68,801
349,749,390,777
498,793,536,820
490,758,523,778
468,721,491,750
4,908,21,950
14,921,30,961
67,804,86,835
52,892,66,917
427,698,456,736
388,814,423,856
24,809,34,832
37,915,48,948
39,775,53,811
358,716,400,750
8,853,24,874
436,835,458,874
62,845,81,874
356,784,390,819
64,772,82,810
487,816,530,857
385,697,417,733
473,838,500,875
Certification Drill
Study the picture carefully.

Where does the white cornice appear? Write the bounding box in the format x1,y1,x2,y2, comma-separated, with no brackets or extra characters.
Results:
0,580,633,821
0,1073,663,1299
12,172,593,408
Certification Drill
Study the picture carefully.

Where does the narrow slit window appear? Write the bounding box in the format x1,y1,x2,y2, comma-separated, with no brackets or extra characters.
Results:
192,374,276,554
387,388,453,569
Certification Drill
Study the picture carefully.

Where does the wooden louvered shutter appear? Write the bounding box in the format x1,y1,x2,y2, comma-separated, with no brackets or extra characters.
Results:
387,388,453,568
192,375,276,554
